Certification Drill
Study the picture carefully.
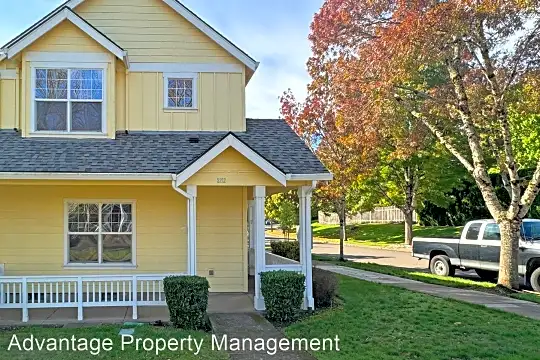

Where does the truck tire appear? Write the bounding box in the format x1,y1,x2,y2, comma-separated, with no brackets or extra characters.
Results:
531,268,540,292
430,255,455,277
475,269,498,282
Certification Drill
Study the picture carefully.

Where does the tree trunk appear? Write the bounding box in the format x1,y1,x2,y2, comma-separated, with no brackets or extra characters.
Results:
498,219,521,289
337,198,346,262
404,211,413,245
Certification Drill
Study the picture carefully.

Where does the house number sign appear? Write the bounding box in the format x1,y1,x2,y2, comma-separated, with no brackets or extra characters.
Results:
217,177,227,184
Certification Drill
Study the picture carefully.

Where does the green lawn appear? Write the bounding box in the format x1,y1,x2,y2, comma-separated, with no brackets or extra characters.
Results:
267,223,462,247
0,325,228,359
313,255,540,304
311,223,462,247
286,275,540,360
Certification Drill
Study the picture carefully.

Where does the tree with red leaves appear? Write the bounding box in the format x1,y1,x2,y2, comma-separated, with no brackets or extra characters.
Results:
280,90,373,261
310,0,540,289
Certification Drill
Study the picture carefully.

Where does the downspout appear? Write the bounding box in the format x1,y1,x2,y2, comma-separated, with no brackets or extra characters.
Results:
171,174,192,200
171,174,196,275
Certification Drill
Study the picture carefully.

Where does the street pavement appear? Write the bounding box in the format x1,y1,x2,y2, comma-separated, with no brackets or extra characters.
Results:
312,242,427,270
312,241,476,279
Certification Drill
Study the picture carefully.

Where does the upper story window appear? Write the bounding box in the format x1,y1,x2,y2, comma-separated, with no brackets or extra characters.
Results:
33,67,105,134
163,73,198,110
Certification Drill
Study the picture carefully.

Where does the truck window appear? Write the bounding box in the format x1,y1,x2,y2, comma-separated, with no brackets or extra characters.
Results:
522,222,540,241
465,222,482,240
483,224,500,240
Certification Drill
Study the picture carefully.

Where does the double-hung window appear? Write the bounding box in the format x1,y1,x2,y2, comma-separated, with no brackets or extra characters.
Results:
163,73,198,109
34,67,105,133
66,202,135,266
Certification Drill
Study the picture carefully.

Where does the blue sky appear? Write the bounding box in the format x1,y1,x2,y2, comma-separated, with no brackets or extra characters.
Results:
0,0,323,118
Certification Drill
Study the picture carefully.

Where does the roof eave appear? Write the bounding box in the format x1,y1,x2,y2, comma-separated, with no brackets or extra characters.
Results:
2,7,127,65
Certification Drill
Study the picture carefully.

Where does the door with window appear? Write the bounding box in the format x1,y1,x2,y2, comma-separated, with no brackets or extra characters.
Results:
459,222,482,264
479,223,501,269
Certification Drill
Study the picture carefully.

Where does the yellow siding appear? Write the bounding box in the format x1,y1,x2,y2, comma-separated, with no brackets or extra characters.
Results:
0,78,17,129
75,0,241,64
197,186,247,292
123,72,245,131
0,183,247,292
184,148,282,187
26,21,106,53
19,21,117,137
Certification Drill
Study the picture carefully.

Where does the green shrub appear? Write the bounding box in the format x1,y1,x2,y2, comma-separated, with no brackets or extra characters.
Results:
163,275,209,330
313,267,338,308
270,241,300,261
260,270,305,323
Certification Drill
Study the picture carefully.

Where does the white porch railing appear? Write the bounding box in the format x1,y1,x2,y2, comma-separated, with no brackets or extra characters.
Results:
0,274,185,322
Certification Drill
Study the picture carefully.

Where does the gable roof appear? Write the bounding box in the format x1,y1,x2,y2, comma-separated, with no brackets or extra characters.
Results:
174,133,288,186
66,0,259,72
0,6,127,64
0,119,330,180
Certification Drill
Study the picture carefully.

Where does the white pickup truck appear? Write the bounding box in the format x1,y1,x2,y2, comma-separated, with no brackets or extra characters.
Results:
412,219,540,291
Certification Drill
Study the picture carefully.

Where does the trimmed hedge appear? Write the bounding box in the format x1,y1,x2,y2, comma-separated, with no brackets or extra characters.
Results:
260,270,305,323
270,241,300,261
313,267,338,308
163,275,209,330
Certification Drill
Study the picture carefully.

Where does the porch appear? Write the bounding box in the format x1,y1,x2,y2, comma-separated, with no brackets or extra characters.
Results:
0,293,254,326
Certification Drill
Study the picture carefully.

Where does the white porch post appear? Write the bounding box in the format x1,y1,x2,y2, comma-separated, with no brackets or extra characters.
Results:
253,186,266,310
187,185,197,276
299,185,314,309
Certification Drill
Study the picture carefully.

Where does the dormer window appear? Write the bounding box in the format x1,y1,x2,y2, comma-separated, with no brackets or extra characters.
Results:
32,66,106,134
163,73,198,110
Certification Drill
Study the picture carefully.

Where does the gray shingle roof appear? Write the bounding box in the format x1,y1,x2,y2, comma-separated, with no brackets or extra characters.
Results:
0,119,329,175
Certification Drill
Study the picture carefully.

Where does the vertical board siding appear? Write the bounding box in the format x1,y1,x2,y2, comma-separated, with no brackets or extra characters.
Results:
0,79,17,129
197,186,247,292
123,71,244,131
0,184,246,293
75,0,241,64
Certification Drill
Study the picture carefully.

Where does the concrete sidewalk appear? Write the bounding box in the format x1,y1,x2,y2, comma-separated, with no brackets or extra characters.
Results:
210,313,315,360
318,264,540,321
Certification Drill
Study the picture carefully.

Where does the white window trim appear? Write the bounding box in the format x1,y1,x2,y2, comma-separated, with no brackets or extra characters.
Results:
30,62,107,136
63,199,137,269
163,72,198,110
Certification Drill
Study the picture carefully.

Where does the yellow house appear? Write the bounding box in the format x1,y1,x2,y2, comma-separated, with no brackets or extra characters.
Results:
0,0,331,322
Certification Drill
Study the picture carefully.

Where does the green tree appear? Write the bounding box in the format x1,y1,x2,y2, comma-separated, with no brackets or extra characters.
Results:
359,142,465,244
278,200,298,240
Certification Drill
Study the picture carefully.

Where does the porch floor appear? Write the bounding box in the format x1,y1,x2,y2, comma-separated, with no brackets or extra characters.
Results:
0,293,255,326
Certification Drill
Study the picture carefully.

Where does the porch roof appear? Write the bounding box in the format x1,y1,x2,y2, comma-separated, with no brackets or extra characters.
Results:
0,119,329,176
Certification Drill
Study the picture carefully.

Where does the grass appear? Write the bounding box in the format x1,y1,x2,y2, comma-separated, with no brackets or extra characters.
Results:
286,275,540,360
0,325,228,359
267,223,462,247
313,254,540,304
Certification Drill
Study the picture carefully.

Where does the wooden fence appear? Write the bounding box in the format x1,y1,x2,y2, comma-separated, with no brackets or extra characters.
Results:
318,206,417,225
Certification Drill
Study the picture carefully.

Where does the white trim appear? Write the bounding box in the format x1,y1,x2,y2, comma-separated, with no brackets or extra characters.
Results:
253,185,266,311
0,172,172,180
298,185,314,309
186,185,197,276
25,52,112,63
63,199,137,268
286,173,333,181
0,52,6,62
4,8,126,64
65,0,258,72
130,63,243,74
30,65,107,135
175,134,287,186
163,72,198,110
0,70,17,79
